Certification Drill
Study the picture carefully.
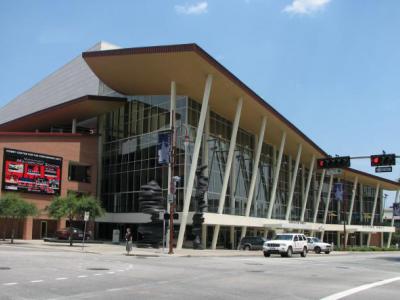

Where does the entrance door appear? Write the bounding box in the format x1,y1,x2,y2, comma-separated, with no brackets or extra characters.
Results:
40,221,47,238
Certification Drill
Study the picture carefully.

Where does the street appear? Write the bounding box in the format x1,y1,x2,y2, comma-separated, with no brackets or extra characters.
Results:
0,244,399,300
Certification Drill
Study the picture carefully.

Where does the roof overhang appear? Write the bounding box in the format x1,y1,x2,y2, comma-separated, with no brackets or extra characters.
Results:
82,43,400,191
0,95,127,132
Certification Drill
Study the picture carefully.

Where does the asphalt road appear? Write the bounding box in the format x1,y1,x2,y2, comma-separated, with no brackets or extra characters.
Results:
0,245,399,300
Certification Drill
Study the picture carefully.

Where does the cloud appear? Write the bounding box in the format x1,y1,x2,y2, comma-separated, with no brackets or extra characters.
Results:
283,0,331,15
175,2,208,15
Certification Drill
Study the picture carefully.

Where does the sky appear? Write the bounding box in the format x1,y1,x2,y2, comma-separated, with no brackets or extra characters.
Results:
0,0,399,204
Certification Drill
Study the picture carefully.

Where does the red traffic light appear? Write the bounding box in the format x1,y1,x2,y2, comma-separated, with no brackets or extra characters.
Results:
370,154,396,167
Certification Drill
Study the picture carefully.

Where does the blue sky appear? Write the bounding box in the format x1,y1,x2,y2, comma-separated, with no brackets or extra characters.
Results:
0,0,399,203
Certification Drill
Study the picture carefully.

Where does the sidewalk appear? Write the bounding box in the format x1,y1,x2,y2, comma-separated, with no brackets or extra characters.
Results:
0,239,353,257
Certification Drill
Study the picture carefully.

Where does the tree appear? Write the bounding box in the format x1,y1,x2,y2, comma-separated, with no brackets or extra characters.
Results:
47,193,104,246
0,193,38,244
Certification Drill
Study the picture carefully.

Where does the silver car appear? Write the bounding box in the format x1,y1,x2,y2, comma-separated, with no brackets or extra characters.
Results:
307,237,332,254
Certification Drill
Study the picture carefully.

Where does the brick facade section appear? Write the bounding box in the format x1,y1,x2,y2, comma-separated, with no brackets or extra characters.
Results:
0,134,98,239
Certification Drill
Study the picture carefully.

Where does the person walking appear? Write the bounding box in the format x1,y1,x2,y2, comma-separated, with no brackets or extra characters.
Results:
125,228,133,255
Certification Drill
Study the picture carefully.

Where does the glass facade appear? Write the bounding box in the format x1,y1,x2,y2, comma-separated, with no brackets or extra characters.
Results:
98,94,384,241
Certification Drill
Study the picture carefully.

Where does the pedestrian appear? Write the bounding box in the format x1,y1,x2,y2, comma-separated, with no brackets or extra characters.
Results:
125,228,133,255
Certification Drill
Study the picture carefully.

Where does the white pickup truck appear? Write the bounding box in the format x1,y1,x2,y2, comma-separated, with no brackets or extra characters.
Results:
306,237,332,254
263,233,308,257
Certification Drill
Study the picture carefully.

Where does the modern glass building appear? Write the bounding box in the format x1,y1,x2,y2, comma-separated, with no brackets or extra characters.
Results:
0,42,398,249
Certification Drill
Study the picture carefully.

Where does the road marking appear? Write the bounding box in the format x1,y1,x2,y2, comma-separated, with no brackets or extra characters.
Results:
321,276,400,300
77,275,88,278
107,288,124,292
3,282,18,286
94,273,103,276
31,280,43,283
107,271,115,274
55,277,68,280
117,269,124,272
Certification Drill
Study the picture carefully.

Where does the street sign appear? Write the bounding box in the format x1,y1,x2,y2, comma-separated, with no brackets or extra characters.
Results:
326,168,343,176
375,166,392,173
84,211,90,221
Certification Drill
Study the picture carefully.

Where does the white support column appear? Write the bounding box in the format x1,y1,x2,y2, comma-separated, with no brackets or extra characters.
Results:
285,144,302,220
201,108,210,250
300,155,315,222
323,175,334,224
345,176,358,246
166,81,176,248
367,183,380,247
312,170,326,224
211,97,243,249
176,74,213,250
72,118,77,134
267,131,287,219
240,117,267,239
387,190,400,248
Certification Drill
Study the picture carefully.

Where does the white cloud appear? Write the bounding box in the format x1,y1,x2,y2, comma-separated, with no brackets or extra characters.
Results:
283,0,331,15
175,2,208,15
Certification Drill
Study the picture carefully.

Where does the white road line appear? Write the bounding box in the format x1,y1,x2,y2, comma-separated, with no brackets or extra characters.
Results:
3,282,18,286
31,280,43,283
320,276,400,300
117,270,124,272
77,275,88,278
55,277,68,281
107,288,124,292
94,273,103,276
107,271,115,274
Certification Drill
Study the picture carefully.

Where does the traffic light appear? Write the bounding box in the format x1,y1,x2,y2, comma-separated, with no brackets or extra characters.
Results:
317,156,351,169
370,154,396,166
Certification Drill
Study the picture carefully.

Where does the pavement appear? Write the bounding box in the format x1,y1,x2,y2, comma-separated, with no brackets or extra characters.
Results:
1,240,400,300
0,239,352,257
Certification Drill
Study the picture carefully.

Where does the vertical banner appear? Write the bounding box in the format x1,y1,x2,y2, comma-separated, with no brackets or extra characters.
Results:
393,203,400,217
334,182,344,201
158,131,171,165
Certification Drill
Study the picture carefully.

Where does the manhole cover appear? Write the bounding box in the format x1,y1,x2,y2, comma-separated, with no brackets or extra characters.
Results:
86,268,109,271
0,267,10,270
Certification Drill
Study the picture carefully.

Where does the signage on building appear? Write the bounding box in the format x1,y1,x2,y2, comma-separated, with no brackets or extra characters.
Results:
334,183,344,201
2,148,62,195
326,168,343,176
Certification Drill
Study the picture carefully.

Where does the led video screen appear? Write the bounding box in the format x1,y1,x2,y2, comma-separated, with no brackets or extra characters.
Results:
2,148,62,195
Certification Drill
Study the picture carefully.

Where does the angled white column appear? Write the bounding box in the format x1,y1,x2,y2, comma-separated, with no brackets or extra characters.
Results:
176,74,213,250
345,176,358,246
323,175,334,224
367,183,381,247
387,190,400,248
312,169,326,224
285,144,302,220
211,97,243,249
300,155,315,222
320,175,333,241
167,81,177,247
240,117,267,239
267,131,287,219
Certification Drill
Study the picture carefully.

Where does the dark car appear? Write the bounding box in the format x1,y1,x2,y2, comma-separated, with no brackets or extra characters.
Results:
55,227,91,240
239,236,267,250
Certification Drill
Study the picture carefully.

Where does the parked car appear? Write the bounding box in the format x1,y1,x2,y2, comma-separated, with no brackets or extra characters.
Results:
239,236,267,250
263,233,308,257
55,227,91,240
307,237,331,254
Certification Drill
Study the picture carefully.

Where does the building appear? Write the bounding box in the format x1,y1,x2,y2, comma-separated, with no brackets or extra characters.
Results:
0,42,398,249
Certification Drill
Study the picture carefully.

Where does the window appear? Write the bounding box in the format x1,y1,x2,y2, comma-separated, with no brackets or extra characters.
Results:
69,163,91,183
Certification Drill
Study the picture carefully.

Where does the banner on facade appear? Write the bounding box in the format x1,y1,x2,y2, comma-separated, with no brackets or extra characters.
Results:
334,183,344,201
393,203,400,217
2,148,62,195
157,131,171,165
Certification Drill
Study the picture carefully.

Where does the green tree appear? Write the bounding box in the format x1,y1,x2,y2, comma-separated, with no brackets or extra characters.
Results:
47,193,104,246
0,193,38,244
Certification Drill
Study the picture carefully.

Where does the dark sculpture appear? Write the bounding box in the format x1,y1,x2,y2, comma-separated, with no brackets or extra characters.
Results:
137,180,164,248
192,165,209,249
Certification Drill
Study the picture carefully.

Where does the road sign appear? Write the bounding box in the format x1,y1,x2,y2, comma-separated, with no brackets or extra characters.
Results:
375,166,392,173
84,211,90,221
326,168,343,176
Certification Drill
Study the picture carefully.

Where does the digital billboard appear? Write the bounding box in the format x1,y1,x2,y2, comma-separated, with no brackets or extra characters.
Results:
2,148,62,195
